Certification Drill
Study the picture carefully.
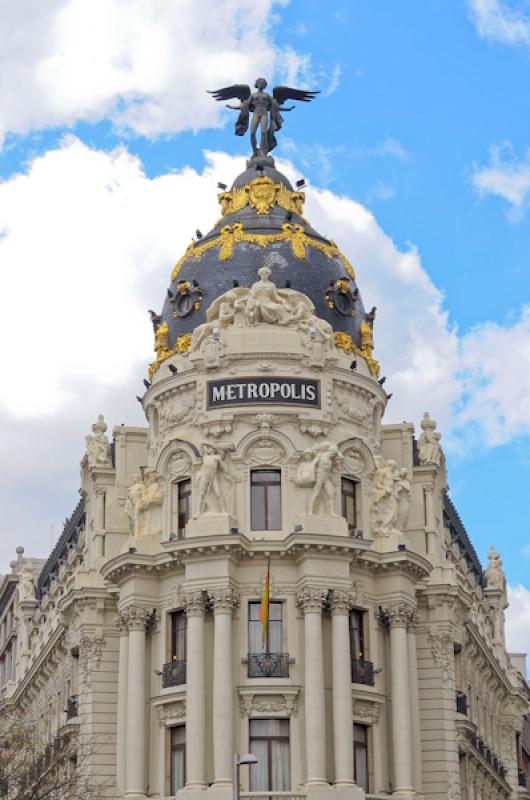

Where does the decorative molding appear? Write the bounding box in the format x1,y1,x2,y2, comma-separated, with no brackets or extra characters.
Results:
183,590,206,617
239,687,299,718
329,588,355,615
351,698,381,724
155,699,186,726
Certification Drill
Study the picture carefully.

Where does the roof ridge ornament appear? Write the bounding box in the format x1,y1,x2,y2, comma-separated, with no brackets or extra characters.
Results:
208,78,319,158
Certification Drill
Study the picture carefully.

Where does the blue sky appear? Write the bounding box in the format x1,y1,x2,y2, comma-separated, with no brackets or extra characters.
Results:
1,0,530,639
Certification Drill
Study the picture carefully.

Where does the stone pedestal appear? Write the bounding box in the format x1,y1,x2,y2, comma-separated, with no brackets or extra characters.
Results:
295,514,349,537
187,514,238,538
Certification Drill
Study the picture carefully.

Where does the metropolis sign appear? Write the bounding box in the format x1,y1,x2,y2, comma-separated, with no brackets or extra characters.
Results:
207,377,320,409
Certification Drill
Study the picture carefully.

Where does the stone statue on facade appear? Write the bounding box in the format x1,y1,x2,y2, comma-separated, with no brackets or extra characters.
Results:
371,457,411,536
484,545,505,590
190,267,332,352
418,412,443,467
295,441,343,515
84,414,111,469
125,468,164,537
208,79,318,157
196,445,233,515
18,564,36,602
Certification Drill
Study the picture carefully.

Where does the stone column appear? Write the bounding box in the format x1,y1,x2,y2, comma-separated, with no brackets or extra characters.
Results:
125,606,150,799
407,613,422,794
297,586,328,786
387,603,414,796
210,588,239,788
184,591,207,789
116,612,129,795
330,589,355,786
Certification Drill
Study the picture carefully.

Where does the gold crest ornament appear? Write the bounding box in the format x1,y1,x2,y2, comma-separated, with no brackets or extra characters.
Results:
333,330,380,377
247,176,278,214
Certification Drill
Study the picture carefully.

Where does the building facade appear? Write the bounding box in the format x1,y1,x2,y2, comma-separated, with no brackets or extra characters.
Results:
1,155,529,800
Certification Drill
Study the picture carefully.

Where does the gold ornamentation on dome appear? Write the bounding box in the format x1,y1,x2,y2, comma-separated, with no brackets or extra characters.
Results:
333,330,380,378
170,224,356,281
154,320,169,359
247,176,278,214
148,332,192,380
217,177,306,218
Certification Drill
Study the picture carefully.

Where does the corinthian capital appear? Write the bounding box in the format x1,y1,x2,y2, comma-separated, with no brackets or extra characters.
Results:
184,590,206,617
296,586,328,614
115,611,129,635
386,601,415,628
329,588,355,615
209,587,239,613
120,605,153,631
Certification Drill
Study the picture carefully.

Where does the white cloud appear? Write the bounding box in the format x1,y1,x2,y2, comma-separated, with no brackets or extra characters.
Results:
468,0,530,44
0,0,304,148
472,143,530,220
373,137,408,161
506,584,530,669
458,308,530,444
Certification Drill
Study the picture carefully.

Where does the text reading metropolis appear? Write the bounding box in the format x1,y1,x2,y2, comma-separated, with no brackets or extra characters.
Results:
207,378,320,408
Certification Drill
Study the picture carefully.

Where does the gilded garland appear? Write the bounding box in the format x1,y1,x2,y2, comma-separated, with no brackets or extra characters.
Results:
218,176,305,217
170,222,355,282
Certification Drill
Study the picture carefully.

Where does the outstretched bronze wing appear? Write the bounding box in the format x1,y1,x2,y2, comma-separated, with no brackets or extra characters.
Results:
272,86,319,106
208,85,251,103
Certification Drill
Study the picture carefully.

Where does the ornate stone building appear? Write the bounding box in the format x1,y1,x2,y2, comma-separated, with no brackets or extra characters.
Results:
0,155,529,800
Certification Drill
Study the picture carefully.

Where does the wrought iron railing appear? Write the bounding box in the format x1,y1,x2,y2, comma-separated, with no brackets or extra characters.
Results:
65,695,78,720
518,769,527,788
455,691,467,715
248,653,289,679
162,660,186,687
351,658,374,686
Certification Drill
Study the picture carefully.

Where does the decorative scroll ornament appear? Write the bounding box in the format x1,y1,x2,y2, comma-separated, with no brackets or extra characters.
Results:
219,176,306,217
239,692,299,717
170,222,355,281
333,331,380,377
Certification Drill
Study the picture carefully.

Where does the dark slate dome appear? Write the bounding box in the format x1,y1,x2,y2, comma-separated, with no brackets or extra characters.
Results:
158,158,372,356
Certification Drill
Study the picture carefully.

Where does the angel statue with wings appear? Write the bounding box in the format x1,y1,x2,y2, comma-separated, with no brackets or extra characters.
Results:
208,78,319,158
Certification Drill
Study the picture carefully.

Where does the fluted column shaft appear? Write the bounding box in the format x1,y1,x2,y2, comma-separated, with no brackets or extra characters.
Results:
116,614,129,795
210,588,238,787
388,604,414,795
407,618,422,793
297,587,327,786
330,590,355,786
185,592,207,789
125,607,150,798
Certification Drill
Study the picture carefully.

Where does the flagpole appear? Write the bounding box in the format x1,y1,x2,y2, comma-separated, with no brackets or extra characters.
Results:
265,557,270,655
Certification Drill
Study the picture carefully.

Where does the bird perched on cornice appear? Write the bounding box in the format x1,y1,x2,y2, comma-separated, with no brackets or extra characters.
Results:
208,78,319,158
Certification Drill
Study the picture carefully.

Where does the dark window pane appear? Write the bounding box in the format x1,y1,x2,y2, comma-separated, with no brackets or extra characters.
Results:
267,484,282,530
251,470,282,530
170,611,187,661
251,485,266,530
353,724,368,791
341,478,357,530
170,725,186,793
249,601,282,654
350,609,365,659
249,718,290,793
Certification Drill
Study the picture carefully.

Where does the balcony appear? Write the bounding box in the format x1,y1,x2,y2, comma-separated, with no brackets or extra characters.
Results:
351,658,374,686
65,695,78,720
162,660,186,688
455,691,467,715
248,653,289,679
519,769,527,788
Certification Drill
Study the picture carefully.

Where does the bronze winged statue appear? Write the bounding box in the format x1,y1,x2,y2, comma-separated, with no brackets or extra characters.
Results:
208,78,319,158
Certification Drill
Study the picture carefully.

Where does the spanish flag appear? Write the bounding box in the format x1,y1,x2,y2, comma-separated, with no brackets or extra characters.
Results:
259,559,271,648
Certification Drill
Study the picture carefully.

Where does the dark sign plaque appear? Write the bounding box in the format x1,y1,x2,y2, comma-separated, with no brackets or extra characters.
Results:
207,378,320,409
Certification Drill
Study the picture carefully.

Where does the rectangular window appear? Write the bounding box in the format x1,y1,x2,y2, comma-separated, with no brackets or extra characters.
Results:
170,725,186,793
249,719,290,793
341,478,358,531
170,610,187,662
172,479,191,538
353,724,369,791
251,470,281,530
350,609,365,660
248,601,283,654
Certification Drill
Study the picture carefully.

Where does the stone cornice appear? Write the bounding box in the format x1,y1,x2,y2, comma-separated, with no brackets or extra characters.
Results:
100,532,432,586
10,624,65,706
